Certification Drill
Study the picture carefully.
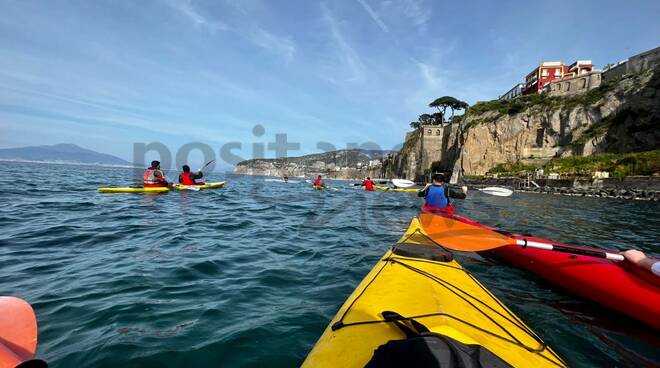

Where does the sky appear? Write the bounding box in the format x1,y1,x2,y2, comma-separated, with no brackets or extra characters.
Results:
0,0,659,167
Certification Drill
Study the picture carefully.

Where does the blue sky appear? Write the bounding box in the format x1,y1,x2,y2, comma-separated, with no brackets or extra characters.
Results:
0,0,658,166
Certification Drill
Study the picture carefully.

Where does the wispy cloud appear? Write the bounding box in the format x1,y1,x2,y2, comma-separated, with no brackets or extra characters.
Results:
381,0,431,30
414,59,442,89
170,0,295,62
321,3,366,83
169,0,228,32
243,26,296,64
356,0,389,33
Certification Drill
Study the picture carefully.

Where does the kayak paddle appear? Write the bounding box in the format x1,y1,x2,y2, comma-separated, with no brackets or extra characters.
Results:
0,296,46,368
198,159,216,173
418,214,625,261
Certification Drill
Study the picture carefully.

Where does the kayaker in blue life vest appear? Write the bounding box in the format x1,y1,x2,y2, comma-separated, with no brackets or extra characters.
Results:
419,173,450,209
418,173,467,212
178,165,204,185
143,160,171,188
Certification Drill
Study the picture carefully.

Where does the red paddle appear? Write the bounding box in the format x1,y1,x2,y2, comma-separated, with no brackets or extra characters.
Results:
0,296,46,368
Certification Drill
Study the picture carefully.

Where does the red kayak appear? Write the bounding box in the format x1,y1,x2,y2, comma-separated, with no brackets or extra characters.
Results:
420,207,660,329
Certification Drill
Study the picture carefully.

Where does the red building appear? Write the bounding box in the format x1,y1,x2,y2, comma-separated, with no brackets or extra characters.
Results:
523,61,567,95
523,60,595,95
563,60,594,78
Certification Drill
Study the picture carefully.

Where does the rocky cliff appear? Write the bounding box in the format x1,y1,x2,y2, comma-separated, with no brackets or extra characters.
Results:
383,64,660,180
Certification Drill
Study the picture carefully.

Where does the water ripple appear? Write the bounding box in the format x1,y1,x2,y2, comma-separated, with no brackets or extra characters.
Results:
0,162,658,367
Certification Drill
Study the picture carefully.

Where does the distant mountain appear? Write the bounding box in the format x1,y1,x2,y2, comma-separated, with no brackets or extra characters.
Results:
234,148,397,179
0,143,132,166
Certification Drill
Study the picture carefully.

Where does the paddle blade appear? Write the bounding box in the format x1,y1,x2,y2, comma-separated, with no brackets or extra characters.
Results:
0,297,38,367
418,214,513,251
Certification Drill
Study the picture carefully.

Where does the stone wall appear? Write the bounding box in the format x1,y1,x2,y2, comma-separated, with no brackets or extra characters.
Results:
545,71,601,96
603,46,660,81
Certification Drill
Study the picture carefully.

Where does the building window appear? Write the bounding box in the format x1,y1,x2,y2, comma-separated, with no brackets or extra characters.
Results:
580,79,587,89
564,82,570,91
436,129,441,135
554,69,561,77
428,129,432,134
541,69,549,77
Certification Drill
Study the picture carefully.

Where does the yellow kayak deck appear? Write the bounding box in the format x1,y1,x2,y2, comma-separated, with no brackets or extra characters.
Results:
302,217,566,368
98,181,225,193
374,185,419,193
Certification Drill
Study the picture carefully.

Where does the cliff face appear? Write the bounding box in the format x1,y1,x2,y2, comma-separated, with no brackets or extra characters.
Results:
381,124,462,181
385,65,660,178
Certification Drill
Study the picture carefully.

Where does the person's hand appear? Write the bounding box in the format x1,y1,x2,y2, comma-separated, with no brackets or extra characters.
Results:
622,250,647,265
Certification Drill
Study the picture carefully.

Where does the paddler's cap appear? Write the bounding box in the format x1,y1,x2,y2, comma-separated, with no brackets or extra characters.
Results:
151,160,160,168
182,165,190,172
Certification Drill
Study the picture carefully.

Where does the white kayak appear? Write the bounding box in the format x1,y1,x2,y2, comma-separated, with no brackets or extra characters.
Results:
391,179,416,188
478,187,513,197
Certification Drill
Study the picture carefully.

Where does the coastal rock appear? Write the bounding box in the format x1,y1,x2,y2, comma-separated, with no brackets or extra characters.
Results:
383,65,660,179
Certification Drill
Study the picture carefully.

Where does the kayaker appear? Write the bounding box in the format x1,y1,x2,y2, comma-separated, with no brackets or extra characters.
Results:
622,250,660,277
143,160,170,188
419,174,450,210
178,165,204,185
418,174,467,211
283,175,289,183
362,177,375,191
314,175,325,188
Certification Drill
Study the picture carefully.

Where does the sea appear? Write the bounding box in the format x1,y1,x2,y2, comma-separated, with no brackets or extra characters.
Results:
0,161,658,367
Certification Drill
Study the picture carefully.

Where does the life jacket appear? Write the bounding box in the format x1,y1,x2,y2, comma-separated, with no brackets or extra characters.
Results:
363,180,374,191
314,178,323,186
425,184,448,208
143,168,166,187
179,172,196,185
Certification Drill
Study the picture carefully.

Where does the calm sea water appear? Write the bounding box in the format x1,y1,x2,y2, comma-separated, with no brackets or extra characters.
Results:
0,161,658,367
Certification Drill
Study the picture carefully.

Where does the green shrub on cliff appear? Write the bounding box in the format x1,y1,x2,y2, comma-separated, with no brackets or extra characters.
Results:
545,150,660,177
488,161,540,175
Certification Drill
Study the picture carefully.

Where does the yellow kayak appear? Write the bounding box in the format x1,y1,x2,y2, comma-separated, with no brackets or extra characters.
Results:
98,181,226,193
374,185,419,193
173,181,225,190
302,217,566,368
313,185,324,190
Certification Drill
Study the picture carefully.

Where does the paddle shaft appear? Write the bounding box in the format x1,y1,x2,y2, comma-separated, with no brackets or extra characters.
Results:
516,239,624,261
198,159,215,173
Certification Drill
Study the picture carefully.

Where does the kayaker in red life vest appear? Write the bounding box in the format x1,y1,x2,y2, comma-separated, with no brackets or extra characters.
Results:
623,250,660,277
143,160,170,188
314,175,325,188
178,165,204,185
418,173,467,212
362,177,375,191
